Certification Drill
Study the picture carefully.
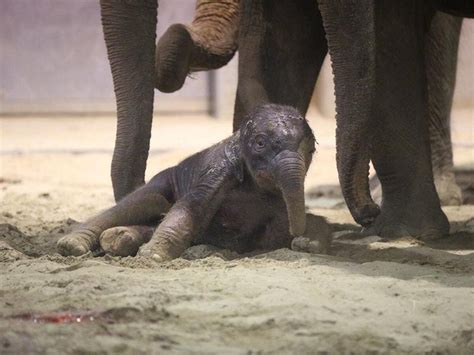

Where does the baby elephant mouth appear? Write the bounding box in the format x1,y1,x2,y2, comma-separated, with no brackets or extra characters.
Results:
254,170,276,189
271,150,307,237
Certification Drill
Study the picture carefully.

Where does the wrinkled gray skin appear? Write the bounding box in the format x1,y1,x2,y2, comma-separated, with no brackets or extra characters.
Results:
159,1,464,208
425,12,463,206
370,11,463,206
155,0,239,93
57,105,331,260
232,0,472,240
100,0,471,240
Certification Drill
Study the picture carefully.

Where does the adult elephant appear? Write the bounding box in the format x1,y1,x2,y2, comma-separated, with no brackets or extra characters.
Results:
233,0,473,239
100,0,239,202
157,1,466,208
101,0,470,238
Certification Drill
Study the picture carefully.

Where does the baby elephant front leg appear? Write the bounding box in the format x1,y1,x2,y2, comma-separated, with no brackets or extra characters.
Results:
138,200,195,261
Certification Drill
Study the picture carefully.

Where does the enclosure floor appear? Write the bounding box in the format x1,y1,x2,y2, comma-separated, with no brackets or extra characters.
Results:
0,110,473,353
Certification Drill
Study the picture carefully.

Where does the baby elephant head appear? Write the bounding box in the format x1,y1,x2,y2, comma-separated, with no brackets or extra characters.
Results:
240,104,316,237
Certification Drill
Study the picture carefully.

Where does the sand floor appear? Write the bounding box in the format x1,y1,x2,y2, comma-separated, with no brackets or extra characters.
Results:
0,111,473,354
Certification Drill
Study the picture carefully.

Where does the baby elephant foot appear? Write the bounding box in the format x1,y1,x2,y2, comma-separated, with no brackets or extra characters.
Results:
137,241,167,262
57,229,99,256
291,214,332,254
100,226,154,257
137,237,180,262
292,236,330,255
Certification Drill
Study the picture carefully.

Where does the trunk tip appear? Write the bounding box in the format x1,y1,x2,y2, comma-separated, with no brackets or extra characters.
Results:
353,203,380,227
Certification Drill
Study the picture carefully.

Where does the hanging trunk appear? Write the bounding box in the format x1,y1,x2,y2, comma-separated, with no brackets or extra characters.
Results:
317,0,380,226
187,0,240,69
155,0,239,93
272,151,307,237
100,0,158,201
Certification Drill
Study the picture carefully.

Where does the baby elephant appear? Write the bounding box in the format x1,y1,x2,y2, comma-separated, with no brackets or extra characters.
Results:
57,104,331,260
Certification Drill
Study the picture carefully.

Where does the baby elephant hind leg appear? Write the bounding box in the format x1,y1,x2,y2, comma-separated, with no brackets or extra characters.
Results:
57,187,171,256
100,225,155,257
57,228,100,257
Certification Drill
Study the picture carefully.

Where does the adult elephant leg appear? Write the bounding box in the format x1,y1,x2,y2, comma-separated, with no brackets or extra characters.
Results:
369,1,449,238
155,0,239,93
100,0,157,202
318,0,380,226
425,12,463,206
368,12,462,207
233,0,327,131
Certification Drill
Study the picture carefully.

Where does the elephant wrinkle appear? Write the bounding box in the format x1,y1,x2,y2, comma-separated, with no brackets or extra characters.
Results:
58,105,331,259
101,0,466,239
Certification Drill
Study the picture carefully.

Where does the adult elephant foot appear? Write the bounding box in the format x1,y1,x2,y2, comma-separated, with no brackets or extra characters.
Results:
434,172,463,206
363,197,450,241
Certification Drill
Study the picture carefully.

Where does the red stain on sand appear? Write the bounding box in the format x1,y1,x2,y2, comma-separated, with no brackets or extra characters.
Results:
11,311,99,324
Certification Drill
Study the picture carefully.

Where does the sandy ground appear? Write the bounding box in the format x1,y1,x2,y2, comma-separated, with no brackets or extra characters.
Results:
0,110,473,354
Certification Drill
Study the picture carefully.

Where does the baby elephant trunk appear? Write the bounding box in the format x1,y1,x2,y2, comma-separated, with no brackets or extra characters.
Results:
272,150,307,237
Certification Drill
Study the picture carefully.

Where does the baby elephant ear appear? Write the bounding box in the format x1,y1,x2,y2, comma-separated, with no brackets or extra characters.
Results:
224,137,244,183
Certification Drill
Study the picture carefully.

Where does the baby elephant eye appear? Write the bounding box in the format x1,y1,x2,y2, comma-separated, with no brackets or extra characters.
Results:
253,136,267,152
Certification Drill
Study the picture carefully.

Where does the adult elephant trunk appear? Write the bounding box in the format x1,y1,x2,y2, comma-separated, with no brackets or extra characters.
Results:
100,0,158,202
155,0,239,93
318,0,380,226
272,151,307,237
